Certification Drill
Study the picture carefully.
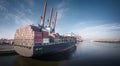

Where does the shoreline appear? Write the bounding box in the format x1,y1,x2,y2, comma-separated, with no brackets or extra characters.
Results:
0,44,17,56
93,40,120,43
0,50,17,56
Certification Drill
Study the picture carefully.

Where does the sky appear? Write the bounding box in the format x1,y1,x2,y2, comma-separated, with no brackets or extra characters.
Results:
0,0,120,40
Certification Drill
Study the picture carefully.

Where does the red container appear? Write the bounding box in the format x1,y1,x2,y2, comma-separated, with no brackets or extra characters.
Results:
34,39,42,44
43,32,48,38
34,32,42,38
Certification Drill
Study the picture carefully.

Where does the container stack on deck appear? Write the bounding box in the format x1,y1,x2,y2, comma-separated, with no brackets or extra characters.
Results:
14,25,50,46
14,26,34,46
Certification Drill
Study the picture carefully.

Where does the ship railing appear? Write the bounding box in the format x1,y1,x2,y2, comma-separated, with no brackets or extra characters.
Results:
14,39,34,49
41,39,76,46
14,44,32,49
14,39,77,46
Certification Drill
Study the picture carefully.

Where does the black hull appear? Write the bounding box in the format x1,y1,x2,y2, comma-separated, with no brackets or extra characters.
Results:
14,42,76,57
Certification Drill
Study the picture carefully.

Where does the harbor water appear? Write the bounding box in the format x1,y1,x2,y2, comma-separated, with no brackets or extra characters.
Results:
0,41,120,66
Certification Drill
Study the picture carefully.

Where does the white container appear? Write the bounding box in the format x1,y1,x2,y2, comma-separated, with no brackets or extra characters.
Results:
43,38,49,43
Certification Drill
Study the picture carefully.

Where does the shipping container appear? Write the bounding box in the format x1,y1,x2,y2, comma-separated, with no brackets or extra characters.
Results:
43,38,49,43
34,38,43,44
43,32,49,38
34,32,42,38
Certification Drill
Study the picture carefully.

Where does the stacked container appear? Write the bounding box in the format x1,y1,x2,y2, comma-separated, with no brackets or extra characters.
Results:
42,31,49,43
14,25,34,46
14,25,49,46
34,32,42,44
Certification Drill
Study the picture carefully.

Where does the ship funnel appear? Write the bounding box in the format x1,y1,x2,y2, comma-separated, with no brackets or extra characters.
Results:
41,2,47,28
48,7,53,28
52,11,58,33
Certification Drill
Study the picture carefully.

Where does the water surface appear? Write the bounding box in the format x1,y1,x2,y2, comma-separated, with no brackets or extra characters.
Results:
0,41,120,66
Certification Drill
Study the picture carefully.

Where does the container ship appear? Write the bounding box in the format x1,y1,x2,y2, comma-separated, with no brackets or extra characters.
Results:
14,2,77,57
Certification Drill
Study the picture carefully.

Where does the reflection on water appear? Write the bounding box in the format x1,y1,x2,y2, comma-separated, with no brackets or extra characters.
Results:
14,46,76,66
0,41,120,66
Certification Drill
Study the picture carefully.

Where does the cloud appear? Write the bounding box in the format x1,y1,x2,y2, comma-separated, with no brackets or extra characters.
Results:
27,9,33,15
19,4,33,15
0,30,15,39
79,24,120,40
81,24,120,32
25,0,34,7
56,1,68,20
14,15,33,26
0,12,34,39
5,10,34,27
0,32,14,39
15,10,34,26
0,0,9,11
70,22,120,40
0,5,7,11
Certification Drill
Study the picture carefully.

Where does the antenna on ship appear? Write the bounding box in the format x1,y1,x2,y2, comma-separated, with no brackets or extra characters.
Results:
40,2,47,30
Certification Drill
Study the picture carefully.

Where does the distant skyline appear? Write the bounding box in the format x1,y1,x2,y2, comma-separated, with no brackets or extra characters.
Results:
0,0,120,40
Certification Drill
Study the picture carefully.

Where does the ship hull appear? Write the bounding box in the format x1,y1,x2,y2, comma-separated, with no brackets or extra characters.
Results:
14,42,76,57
